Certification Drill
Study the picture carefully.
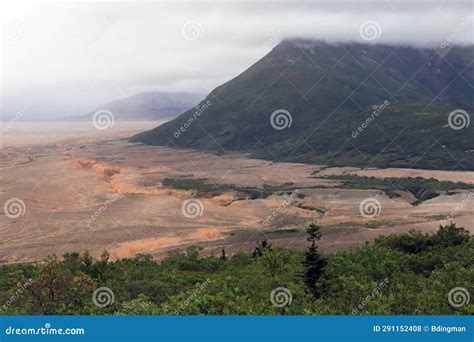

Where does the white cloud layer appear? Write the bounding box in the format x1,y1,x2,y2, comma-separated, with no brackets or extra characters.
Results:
1,0,473,117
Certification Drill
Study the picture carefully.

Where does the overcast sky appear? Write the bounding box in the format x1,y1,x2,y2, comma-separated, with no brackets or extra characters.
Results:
1,0,473,118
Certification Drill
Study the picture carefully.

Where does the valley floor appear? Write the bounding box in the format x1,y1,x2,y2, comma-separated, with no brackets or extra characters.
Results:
1,122,473,264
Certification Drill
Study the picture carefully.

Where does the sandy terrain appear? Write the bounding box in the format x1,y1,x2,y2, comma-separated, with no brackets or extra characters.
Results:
1,122,473,264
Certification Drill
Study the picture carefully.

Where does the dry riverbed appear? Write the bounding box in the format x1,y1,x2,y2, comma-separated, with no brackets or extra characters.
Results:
1,122,473,263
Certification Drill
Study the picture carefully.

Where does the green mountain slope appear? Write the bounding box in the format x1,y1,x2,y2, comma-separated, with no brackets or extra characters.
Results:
131,40,474,170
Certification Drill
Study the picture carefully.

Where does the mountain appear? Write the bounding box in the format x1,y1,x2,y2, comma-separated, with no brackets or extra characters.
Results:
131,40,474,170
66,91,204,121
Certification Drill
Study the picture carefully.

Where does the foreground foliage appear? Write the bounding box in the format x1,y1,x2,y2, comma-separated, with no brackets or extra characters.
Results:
0,224,472,315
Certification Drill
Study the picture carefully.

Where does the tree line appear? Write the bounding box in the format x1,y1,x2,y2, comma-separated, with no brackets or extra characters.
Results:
0,223,472,315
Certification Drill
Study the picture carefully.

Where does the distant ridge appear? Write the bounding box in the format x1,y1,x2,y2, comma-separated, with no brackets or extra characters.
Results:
63,91,204,121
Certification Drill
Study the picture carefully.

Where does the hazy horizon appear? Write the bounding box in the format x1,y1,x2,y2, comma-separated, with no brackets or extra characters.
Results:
1,0,473,120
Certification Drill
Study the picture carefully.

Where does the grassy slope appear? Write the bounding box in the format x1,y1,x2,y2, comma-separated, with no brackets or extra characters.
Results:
131,40,474,170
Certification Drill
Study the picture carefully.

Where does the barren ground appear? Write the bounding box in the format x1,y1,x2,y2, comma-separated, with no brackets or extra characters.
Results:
1,122,473,264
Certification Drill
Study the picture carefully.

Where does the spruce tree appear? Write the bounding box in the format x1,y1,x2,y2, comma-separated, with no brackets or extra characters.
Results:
252,240,272,258
303,222,326,297
220,247,227,261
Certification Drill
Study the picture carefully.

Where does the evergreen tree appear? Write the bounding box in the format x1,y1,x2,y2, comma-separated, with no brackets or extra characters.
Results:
220,248,227,261
303,223,326,297
252,240,272,258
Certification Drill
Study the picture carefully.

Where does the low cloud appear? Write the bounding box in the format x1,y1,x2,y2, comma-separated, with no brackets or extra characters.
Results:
1,0,472,118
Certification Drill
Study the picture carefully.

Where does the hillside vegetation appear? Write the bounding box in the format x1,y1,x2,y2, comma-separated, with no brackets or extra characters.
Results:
131,40,474,170
1,224,472,315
